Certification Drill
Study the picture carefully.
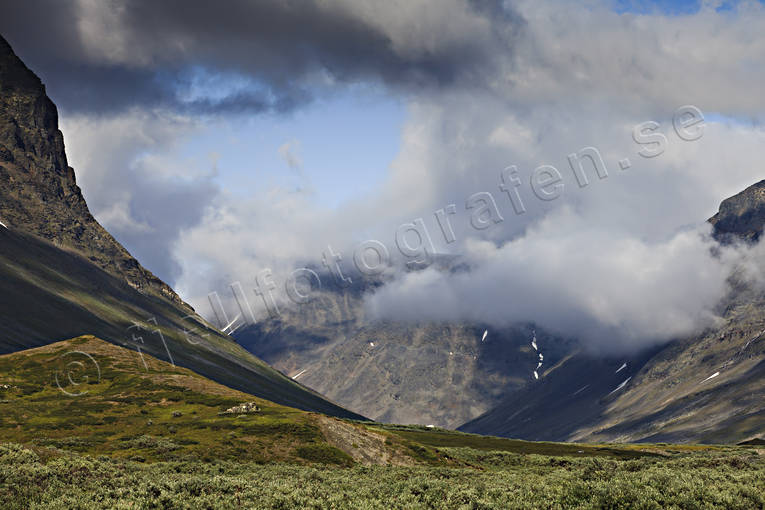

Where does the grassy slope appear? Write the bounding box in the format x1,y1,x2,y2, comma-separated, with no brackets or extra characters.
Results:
0,227,363,420
0,336,763,508
0,336,374,464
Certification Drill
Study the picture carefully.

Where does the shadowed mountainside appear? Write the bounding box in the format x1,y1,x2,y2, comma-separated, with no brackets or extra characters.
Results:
0,33,363,420
460,183,765,444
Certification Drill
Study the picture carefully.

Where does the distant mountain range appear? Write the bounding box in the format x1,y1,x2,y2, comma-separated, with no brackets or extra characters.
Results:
237,184,765,444
0,33,362,421
460,182,765,443
234,287,579,429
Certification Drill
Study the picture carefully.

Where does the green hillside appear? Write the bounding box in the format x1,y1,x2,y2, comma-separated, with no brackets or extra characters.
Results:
0,227,363,420
0,336,398,464
0,336,763,508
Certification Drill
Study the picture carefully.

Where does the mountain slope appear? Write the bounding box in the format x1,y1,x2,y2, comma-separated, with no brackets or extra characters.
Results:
0,34,182,307
710,179,765,243
0,33,362,420
461,184,765,444
235,274,579,428
0,336,403,464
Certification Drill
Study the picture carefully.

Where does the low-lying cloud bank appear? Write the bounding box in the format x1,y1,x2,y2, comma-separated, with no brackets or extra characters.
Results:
363,214,758,354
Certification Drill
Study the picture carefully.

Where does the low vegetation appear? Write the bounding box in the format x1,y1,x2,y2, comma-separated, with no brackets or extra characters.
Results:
0,442,762,509
0,336,762,508
0,336,371,464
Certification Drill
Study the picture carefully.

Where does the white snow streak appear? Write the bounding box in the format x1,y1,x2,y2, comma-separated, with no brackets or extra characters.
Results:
700,372,720,384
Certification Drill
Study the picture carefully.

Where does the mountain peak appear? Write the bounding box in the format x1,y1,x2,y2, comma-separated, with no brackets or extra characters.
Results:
709,179,765,243
0,34,46,94
0,34,188,308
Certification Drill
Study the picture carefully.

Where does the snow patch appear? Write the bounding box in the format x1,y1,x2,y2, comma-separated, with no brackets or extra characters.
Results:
700,372,720,384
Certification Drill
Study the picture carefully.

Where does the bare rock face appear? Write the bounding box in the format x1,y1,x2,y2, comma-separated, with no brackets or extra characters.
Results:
709,180,765,243
0,34,188,309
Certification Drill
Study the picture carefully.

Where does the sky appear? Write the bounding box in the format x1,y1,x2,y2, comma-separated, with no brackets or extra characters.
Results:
2,0,765,353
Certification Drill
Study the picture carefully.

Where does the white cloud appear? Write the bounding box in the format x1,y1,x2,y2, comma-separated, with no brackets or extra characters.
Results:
55,1,765,351
60,110,218,283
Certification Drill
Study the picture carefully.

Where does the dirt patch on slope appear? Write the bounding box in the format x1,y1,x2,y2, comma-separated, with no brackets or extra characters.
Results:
315,415,415,466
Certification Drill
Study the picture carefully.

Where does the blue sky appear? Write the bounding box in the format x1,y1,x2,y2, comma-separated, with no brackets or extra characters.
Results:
613,0,702,14
613,0,762,14
179,88,405,210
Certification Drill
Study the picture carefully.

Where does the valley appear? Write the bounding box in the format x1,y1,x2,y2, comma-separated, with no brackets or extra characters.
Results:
0,4,764,508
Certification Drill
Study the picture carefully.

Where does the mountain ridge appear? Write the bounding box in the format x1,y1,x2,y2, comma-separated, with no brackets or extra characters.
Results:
0,32,363,421
0,33,185,308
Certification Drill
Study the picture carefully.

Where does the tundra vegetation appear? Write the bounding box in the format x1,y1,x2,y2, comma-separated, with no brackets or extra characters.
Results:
0,336,762,509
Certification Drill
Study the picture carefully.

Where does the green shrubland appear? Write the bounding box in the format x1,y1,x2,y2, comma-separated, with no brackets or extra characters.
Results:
0,442,762,509
1,336,762,508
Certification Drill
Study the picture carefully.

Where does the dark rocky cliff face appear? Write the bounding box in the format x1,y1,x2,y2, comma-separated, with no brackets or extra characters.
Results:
709,180,765,243
0,34,188,309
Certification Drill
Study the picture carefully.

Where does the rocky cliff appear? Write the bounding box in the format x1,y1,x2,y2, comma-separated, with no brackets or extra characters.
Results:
710,179,765,243
0,34,186,308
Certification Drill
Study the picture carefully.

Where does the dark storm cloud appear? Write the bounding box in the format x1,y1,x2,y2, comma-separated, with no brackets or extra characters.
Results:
0,0,520,114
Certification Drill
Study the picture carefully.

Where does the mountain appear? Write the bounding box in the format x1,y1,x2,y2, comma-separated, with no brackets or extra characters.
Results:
234,272,579,429
0,33,362,420
238,185,765,443
0,35,182,307
460,184,765,444
710,179,765,244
